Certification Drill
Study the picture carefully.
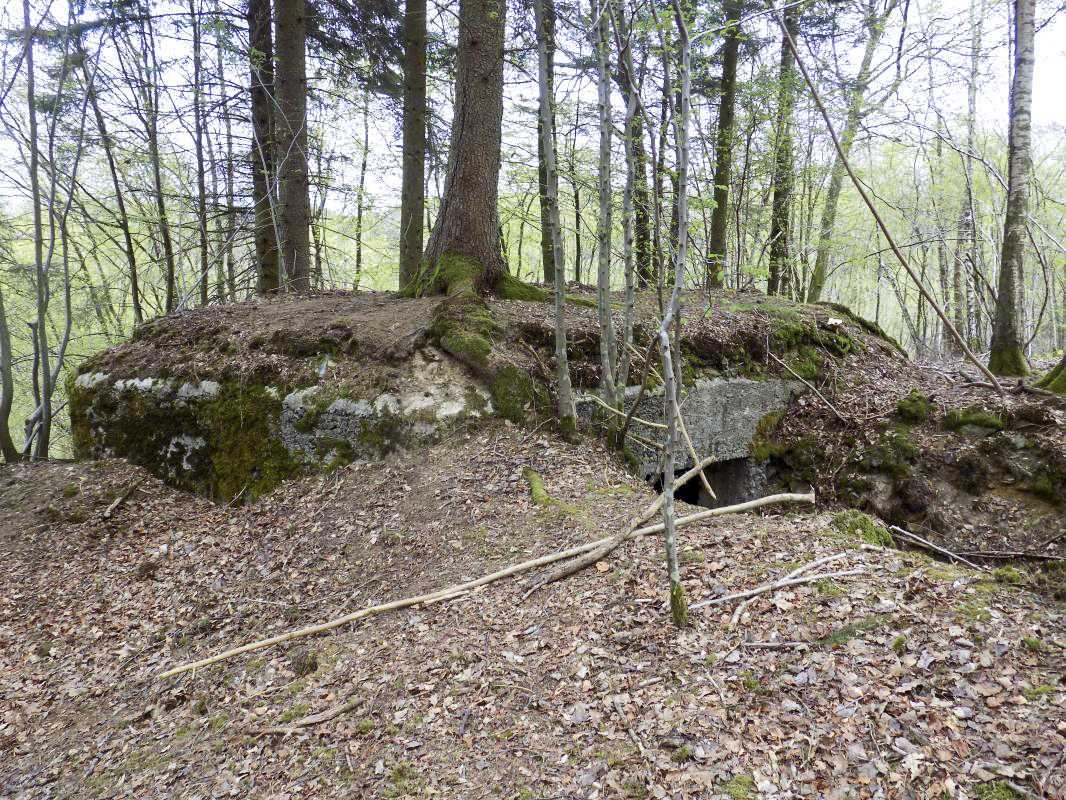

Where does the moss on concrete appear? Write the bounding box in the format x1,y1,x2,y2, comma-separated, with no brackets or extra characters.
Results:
204,384,297,503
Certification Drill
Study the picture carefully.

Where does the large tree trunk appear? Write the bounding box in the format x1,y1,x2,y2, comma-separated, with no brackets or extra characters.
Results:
706,0,740,290
988,0,1034,376
421,0,506,291
274,0,311,291
767,5,797,297
0,286,17,462
398,0,426,289
248,0,279,293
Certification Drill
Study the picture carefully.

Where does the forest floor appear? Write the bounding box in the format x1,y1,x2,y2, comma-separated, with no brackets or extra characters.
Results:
2,421,1065,799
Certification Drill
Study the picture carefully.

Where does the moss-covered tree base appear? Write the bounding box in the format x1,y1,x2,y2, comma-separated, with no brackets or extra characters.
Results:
1035,357,1066,394
406,252,553,426
988,346,1029,377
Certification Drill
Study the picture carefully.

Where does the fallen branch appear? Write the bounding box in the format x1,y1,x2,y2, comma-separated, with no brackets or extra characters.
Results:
528,483,814,595
888,525,985,570
256,696,363,737
691,568,865,611
585,392,667,429
103,477,146,519
730,553,847,625
768,352,846,422
955,549,1066,563
160,487,815,679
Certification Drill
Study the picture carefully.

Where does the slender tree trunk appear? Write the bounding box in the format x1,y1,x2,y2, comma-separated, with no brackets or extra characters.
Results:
248,0,279,293
216,6,237,301
537,0,557,284
706,0,741,290
81,59,142,325
137,16,178,311
661,0,691,629
767,5,797,297
24,0,52,458
806,0,896,302
355,89,370,287
612,0,638,392
189,0,211,306
275,0,311,291
534,0,576,439
593,0,617,405
398,0,426,289
0,286,17,462
422,0,506,289
989,0,1034,375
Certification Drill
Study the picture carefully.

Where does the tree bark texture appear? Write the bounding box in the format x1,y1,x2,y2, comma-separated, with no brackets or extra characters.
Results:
399,0,427,289
706,0,740,290
536,0,556,284
248,0,279,293
988,0,1034,376
767,5,797,297
274,0,311,291
423,0,506,290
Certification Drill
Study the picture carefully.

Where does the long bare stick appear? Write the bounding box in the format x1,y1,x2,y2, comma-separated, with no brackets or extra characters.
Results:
887,525,985,570
768,1,1003,394
730,552,845,624
768,352,845,421
692,568,864,610
160,483,811,679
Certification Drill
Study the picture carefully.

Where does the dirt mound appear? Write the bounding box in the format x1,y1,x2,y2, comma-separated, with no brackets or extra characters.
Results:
2,425,1064,798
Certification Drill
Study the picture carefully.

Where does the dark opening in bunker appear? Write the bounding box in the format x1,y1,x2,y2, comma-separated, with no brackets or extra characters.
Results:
650,457,765,508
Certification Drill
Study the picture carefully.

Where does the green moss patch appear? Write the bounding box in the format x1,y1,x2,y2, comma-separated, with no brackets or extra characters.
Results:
896,389,932,423
1035,358,1066,393
943,405,1005,432
831,509,894,547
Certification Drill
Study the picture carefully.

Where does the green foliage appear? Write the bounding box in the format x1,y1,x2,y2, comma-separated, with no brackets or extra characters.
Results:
720,774,755,799
973,781,1024,799
813,614,889,648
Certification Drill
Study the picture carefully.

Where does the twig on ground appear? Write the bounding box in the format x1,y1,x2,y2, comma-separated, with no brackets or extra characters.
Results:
528,489,815,595
888,525,985,570
256,696,364,737
693,567,864,611
955,549,1066,563
103,477,146,518
729,553,847,625
768,352,846,421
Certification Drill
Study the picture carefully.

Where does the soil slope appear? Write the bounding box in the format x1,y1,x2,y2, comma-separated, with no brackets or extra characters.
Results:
2,424,1064,799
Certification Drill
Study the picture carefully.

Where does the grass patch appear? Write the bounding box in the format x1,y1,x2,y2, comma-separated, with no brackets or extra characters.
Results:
974,781,1024,799
896,389,932,423
1021,684,1055,701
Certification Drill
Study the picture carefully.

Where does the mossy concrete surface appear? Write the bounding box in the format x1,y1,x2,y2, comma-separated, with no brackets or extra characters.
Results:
70,347,493,504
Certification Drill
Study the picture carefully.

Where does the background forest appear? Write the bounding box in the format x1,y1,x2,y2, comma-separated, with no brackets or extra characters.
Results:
0,0,1064,460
